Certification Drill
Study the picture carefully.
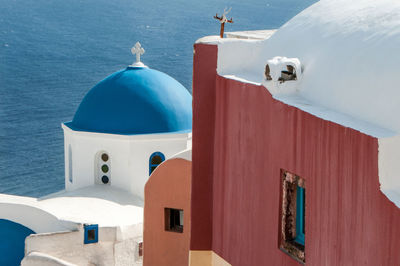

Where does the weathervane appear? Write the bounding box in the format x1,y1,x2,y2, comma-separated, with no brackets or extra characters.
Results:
130,42,147,67
214,8,234,38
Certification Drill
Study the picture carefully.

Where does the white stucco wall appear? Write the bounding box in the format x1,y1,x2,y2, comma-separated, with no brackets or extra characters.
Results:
23,224,143,266
1,189,144,265
22,252,77,266
378,134,400,208
171,149,192,161
63,125,191,199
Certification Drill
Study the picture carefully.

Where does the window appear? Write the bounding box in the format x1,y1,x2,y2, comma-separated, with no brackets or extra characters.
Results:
265,63,298,82
96,152,110,185
279,170,306,263
138,242,143,257
295,185,305,246
279,65,297,82
265,64,272,80
149,152,165,175
164,208,184,233
68,145,73,183
84,224,98,244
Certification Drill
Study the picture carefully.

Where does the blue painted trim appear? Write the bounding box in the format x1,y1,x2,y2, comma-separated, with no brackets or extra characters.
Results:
295,186,305,246
149,152,165,175
84,224,98,244
0,219,35,266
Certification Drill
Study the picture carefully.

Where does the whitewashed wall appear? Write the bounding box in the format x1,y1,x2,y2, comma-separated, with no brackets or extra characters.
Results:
22,224,143,266
63,125,190,199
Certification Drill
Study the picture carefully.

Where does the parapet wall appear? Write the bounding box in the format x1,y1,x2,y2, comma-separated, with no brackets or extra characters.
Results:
23,224,143,266
0,195,77,233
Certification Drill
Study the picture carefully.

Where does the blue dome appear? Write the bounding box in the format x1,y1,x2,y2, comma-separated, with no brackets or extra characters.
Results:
65,67,192,135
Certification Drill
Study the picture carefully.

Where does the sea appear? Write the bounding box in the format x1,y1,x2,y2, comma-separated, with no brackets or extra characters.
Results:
0,0,317,197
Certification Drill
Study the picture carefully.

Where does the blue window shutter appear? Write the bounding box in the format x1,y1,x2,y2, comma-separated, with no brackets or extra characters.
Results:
295,186,305,245
84,224,98,244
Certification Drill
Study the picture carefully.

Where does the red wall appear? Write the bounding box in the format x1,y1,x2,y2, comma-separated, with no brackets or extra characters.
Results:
192,43,400,265
191,43,218,251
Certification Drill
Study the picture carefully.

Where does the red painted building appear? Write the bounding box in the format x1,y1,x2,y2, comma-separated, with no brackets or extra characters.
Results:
189,1,400,265
190,43,400,266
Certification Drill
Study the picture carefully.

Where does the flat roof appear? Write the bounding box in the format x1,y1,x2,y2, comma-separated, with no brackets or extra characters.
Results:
1,186,143,227
225,30,277,40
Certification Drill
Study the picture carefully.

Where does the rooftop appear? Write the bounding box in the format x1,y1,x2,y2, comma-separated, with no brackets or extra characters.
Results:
0,186,143,228
197,0,400,138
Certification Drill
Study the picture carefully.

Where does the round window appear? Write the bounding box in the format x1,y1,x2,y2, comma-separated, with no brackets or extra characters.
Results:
101,153,109,162
101,164,109,173
101,175,109,184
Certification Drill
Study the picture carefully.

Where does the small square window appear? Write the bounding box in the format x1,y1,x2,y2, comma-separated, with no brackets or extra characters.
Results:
87,229,96,240
138,242,143,257
84,224,98,244
164,208,184,233
279,170,305,264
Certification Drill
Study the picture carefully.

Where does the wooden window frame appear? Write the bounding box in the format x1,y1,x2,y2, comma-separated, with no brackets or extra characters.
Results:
279,170,306,264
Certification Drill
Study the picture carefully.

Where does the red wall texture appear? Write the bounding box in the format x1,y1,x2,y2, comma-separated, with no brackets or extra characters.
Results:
191,43,400,265
191,43,218,251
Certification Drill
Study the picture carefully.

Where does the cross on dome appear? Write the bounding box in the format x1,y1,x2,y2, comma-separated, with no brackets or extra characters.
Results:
132,42,145,63
130,42,147,68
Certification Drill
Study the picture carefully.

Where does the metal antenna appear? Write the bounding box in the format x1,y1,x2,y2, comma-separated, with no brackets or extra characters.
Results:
214,8,234,38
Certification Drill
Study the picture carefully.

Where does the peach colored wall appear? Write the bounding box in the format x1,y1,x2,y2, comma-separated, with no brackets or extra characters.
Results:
144,158,191,266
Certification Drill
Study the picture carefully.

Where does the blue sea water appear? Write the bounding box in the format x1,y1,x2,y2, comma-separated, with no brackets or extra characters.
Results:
0,0,317,197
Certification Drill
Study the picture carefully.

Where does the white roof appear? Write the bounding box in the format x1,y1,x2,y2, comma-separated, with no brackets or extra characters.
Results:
225,30,277,40
200,0,400,138
39,186,143,226
0,186,143,229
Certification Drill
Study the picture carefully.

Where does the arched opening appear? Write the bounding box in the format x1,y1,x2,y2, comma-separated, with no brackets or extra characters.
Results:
279,65,297,82
149,152,165,175
96,151,111,185
68,144,73,183
265,64,272,80
0,219,35,265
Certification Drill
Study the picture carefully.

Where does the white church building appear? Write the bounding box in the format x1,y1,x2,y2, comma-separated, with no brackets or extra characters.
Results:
0,43,192,266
